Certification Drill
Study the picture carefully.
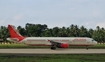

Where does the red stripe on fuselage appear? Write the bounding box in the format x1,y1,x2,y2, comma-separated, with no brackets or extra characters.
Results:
26,44,94,46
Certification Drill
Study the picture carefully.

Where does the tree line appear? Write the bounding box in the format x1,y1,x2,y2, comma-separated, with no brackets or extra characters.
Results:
0,23,105,43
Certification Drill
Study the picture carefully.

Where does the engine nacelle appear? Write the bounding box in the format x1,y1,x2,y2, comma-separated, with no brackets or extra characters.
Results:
57,43,69,48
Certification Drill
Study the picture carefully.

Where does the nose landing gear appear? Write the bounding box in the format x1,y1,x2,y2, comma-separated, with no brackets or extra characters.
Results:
86,46,88,50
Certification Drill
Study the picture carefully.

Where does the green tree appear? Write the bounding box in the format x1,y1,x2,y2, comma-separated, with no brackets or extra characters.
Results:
52,27,60,37
0,26,9,41
68,24,80,37
17,26,26,36
88,28,94,38
25,23,48,37
41,29,53,37
92,26,105,42
79,26,89,37
58,27,68,37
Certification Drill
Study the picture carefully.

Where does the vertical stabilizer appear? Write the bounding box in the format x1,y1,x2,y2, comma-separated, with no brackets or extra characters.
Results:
8,25,25,41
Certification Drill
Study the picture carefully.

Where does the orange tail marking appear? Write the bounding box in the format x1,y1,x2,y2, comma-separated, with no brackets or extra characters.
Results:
8,25,25,41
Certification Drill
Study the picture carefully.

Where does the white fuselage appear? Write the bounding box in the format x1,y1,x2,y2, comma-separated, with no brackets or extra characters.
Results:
10,37,97,46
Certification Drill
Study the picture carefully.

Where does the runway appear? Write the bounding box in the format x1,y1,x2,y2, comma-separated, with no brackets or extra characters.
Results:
0,49,105,54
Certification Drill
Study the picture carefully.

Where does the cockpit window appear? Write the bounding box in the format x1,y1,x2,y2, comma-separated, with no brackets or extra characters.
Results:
92,39,95,41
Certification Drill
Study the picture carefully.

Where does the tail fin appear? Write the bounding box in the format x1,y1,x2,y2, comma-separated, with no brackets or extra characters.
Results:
8,25,25,41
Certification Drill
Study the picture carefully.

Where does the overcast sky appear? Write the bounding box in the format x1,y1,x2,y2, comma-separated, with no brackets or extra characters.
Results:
0,0,105,29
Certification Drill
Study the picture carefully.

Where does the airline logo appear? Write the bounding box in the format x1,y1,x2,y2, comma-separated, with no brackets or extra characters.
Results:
8,25,25,42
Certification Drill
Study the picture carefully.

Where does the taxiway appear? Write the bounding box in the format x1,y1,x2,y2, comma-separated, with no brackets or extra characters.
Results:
0,49,105,54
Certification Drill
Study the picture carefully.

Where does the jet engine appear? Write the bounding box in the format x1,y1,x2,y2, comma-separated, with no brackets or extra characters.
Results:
57,43,69,48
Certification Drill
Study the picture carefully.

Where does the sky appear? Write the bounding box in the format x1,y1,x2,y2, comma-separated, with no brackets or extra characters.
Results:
0,0,105,29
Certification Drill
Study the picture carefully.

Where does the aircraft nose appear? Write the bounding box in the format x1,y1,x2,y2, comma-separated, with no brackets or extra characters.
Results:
94,41,97,44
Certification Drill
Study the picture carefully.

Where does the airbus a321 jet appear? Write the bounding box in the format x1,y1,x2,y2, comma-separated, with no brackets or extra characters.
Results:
7,25,97,50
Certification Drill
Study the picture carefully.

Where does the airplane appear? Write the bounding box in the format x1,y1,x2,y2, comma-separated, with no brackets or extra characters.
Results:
7,24,97,50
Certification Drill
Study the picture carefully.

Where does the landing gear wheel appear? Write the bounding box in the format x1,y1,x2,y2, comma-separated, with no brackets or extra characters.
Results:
86,46,88,50
51,47,56,50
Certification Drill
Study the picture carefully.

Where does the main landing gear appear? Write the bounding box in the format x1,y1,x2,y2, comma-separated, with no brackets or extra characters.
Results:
51,45,56,50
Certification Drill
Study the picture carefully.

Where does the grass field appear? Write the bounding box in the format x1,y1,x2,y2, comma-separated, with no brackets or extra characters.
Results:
0,44,50,49
0,54,105,62
0,43,105,49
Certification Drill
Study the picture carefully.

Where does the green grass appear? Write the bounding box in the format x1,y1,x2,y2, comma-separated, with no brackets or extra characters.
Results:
69,44,105,49
0,44,50,49
0,54,105,62
0,43,105,49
